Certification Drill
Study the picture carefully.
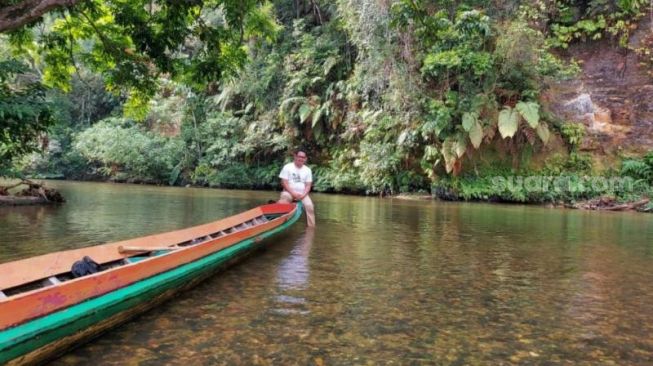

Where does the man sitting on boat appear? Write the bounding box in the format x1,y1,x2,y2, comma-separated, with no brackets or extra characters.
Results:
278,150,316,227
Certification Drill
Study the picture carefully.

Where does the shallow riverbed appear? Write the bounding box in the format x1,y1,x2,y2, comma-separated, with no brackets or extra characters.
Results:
1,180,652,364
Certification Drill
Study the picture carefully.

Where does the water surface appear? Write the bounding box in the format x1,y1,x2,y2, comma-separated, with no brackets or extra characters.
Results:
1,181,652,364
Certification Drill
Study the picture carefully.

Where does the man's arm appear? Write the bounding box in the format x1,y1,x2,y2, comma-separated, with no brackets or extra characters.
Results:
299,182,312,200
299,169,313,200
281,178,302,200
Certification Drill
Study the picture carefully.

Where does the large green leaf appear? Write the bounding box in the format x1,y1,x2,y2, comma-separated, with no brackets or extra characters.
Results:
498,107,519,138
279,97,306,124
536,122,550,144
462,112,478,131
299,104,312,124
441,140,456,173
455,138,467,158
516,101,540,128
469,121,483,149
312,106,323,128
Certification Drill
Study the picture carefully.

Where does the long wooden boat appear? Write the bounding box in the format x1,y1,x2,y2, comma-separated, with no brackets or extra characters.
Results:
0,202,302,365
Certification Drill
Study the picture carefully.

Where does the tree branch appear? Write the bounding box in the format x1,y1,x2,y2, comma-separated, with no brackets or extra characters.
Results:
0,0,83,33
78,9,115,53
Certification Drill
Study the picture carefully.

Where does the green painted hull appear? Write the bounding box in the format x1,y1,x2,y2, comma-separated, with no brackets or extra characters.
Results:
0,204,302,365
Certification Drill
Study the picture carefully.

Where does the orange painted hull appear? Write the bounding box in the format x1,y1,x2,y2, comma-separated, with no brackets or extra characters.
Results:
0,203,298,330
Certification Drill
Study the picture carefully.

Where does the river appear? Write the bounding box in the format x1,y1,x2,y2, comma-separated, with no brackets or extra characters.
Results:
1,180,652,364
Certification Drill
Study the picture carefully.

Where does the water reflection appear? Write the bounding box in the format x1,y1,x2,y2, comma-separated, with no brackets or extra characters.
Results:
272,228,314,316
276,228,314,290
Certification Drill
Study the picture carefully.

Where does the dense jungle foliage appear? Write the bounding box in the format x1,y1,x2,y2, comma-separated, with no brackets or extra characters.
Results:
1,0,651,206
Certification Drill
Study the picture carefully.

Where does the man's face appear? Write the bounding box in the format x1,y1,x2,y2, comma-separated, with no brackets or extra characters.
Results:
294,152,308,167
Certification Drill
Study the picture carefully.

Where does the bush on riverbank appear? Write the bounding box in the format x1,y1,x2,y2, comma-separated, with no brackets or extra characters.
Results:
431,153,653,211
73,119,184,184
432,173,652,204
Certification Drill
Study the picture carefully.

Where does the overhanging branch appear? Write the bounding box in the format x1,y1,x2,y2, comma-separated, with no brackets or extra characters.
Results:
0,0,82,33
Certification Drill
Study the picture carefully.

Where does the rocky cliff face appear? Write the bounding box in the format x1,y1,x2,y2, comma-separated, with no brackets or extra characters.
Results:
548,19,653,155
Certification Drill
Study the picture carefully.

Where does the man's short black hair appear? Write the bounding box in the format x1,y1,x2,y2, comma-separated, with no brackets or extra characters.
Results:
294,149,307,156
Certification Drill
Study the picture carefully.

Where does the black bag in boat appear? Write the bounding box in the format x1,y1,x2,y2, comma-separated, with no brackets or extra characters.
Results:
71,256,101,278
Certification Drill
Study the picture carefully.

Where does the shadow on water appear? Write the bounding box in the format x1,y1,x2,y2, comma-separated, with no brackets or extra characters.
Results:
1,181,653,364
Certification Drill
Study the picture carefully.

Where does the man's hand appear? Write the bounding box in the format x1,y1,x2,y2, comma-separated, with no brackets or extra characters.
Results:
298,183,312,201
281,179,299,200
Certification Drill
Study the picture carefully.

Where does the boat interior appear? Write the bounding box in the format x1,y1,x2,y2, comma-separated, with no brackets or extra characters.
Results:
0,206,291,301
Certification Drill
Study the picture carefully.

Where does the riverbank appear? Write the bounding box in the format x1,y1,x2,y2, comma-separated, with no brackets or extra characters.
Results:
395,191,652,213
429,174,653,213
19,176,652,214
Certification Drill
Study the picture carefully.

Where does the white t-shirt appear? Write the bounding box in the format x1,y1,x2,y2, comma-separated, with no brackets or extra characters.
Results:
279,163,312,194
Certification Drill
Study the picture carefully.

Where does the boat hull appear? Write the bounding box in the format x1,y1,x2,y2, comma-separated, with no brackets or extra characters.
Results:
0,204,302,365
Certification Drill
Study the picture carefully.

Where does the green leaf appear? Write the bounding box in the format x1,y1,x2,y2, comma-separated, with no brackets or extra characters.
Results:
516,101,540,128
498,107,518,138
323,56,338,76
299,104,312,124
441,140,456,173
469,122,483,149
313,121,323,140
455,138,467,158
312,106,323,128
398,130,409,145
462,112,478,132
536,122,550,144
169,163,182,186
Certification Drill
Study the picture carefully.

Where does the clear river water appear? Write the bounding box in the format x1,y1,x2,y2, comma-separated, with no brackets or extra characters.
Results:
1,180,652,365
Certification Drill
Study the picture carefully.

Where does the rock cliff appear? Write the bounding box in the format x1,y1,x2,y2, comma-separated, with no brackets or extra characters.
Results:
548,19,653,155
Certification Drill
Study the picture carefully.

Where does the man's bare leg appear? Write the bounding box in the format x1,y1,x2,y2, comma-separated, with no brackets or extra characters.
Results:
278,191,314,227
278,191,293,203
301,195,315,227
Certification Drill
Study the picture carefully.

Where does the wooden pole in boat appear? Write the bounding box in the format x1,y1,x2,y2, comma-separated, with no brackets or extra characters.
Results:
118,246,180,253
